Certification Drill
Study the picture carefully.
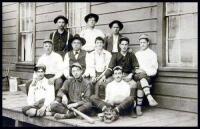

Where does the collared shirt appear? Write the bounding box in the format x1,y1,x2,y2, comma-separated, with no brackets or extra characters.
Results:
85,49,112,77
37,51,63,79
63,50,88,78
105,80,130,105
80,28,105,51
56,77,92,104
112,34,119,52
104,52,139,78
73,50,80,60
135,48,158,76
50,29,73,52
27,77,55,106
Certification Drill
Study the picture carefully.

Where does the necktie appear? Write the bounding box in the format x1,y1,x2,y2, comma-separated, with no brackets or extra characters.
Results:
75,51,79,59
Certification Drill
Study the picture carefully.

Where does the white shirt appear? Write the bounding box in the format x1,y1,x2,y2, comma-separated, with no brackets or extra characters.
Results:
37,51,63,79
135,48,158,76
63,51,89,78
112,35,119,52
73,50,80,60
27,77,55,106
85,49,112,77
80,28,105,51
105,80,130,105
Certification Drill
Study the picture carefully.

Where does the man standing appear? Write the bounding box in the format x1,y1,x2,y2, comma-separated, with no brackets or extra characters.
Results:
105,20,123,54
134,34,158,116
49,15,73,57
22,65,55,117
36,39,64,95
90,66,136,123
50,63,93,119
80,13,105,53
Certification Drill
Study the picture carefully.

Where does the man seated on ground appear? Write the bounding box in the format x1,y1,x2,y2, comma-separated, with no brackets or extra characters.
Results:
90,66,136,123
134,34,158,116
22,64,55,117
50,62,93,119
83,36,112,97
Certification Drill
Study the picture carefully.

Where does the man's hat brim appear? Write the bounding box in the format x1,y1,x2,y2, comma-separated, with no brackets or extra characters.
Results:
71,63,83,70
109,20,124,30
54,15,68,24
84,13,99,23
68,35,86,47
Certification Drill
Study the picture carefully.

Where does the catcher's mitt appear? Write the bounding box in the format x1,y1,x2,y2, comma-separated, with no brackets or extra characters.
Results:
97,107,119,123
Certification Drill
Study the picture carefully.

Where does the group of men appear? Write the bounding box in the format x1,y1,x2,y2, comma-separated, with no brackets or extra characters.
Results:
22,13,158,123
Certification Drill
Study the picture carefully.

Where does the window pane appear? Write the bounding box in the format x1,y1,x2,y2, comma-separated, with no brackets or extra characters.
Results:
168,39,180,63
168,16,180,39
179,14,196,39
180,39,197,66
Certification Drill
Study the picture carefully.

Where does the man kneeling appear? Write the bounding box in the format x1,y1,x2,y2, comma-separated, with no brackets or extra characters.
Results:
90,66,136,123
22,65,55,117
50,62,93,119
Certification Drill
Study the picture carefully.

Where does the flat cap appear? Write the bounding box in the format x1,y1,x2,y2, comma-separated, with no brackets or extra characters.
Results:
139,34,149,40
113,66,123,71
43,39,53,44
71,62,83,70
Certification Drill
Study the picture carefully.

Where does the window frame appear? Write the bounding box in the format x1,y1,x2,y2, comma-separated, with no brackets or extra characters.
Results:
157,2,197,71
16,2,36,68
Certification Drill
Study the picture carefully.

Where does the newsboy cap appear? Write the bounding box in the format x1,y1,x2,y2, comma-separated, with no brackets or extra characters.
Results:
71,62,83,70
34,64,46,72
43,39,53,44
54,15,68,24
139,34,149,41
113,66,123,71
84,13,99,23
109,20,124,30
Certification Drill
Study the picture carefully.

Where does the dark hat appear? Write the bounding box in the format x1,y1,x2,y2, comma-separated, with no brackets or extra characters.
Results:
71,62,83,70
119,37,130,44
139,34,149,41
84,13,99,23
54,15,68,24
34,64,46,72
43,39,53,44
69,34,86,46
109,20,124,30
113,66,123,71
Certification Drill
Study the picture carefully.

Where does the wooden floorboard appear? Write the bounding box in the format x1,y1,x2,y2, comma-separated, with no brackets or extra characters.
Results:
2,91,198,127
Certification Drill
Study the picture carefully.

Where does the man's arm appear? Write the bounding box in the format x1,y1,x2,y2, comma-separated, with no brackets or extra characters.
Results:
104,54,116,78
55,80,69,102
131,53,139,74
63,53,70,78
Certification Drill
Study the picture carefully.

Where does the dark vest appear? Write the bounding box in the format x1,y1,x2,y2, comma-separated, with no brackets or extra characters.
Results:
68,50,86,76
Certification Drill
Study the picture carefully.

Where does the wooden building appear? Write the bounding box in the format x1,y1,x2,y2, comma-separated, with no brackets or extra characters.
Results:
2,2,198,114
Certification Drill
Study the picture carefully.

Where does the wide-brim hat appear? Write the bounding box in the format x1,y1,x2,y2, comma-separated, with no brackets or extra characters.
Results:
119,37,130,44
109,20,124,30
54,15,68,24
84,13,99,23
34,64,46,72
71,62,83,70
69,34,86,46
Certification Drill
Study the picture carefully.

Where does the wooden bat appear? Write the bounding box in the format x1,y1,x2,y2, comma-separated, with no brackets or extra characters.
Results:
70,107,95,124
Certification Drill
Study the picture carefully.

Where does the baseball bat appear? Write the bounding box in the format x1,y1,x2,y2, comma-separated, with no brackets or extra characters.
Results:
70,107,95,124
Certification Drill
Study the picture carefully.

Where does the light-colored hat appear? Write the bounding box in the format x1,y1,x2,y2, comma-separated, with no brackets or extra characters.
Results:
139,34,149,40
71,62,83,70
43,39,53,44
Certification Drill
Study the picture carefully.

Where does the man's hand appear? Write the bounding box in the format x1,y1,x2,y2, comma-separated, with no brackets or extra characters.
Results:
82,73,89,78
100,75,106,83
37,106,46,116
67,103,79,109
48,78,55,85
91,77,97,83
62,95,68,107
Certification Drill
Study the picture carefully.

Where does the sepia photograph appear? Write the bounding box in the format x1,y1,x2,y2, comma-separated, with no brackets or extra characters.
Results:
2,2,198,127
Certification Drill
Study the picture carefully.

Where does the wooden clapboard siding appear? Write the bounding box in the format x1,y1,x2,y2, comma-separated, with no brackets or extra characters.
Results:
3,34,17,42
154,95,198,113
2,3,17,13
2,19,17,27
35,2,65,58
91,2,157,15
2,11,17,20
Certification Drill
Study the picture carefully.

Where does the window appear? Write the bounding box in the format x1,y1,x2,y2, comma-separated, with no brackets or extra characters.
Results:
66,2,89,34
165,2,197,67
19,2,34,62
